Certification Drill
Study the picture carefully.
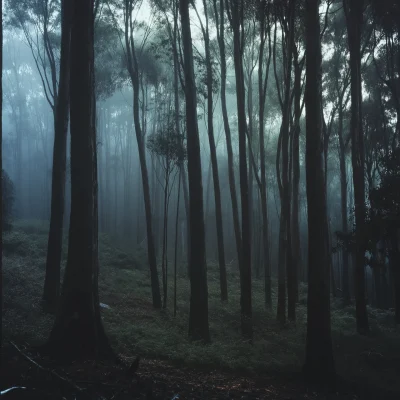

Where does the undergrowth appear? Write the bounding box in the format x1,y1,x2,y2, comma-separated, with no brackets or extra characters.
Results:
3,219,400,393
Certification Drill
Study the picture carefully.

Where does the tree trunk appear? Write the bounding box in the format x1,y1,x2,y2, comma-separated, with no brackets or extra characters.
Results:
303,0,335,385
344,0,369,334
180,0,210,343
229,0,252,340
42,0,72,312
124,0,162,309
338,106,351,304
258,6,272,307
212,0,242,268
200,2,227,301
45,0,113,359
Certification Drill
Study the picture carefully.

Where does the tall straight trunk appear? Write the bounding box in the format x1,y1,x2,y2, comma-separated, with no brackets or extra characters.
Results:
338,106,350,304
276,1,295,323
45,0,113,359
229,0,253,340
258,9,272,306
171,12,190,274
303,0,335,384
198,0,227,301
344,0,369,334
180,0,210,342
174,171,181,317
42,0,72,312
292,49,302,301
124,0,162,309
212,0,242,267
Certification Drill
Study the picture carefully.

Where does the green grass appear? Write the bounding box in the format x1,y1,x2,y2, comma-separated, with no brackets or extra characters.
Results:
3,219,400,392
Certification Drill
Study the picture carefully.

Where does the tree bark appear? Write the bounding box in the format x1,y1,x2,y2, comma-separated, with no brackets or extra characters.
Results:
228,0,252,340
212,0,242,268
344,0,369,334
45,0,113,359
42,0,72,312
303,0,335,385
124,0,162,309
180,0,210,342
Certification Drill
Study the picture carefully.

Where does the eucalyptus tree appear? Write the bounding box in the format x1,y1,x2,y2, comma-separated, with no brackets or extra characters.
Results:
147,121,186,309
180,0,210,342
116,0,162,309
344,0,369,334
212,0,242,276
45,0,113,359
304,0,335,384
192,0,227,301
226,0,253,341
273,0,296,323
6,0,72,312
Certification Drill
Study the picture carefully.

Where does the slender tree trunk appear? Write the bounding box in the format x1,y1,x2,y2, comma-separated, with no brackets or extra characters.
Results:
45,0,113,359
338,106,351,304
229,0,252,340
200,4,227,300
344,0,369,334
174,171,181,317
124,1,162,309
180,0,210,342
292,50,302,302
257,2,272,307
212,0,242,267
42,0,72,312
303,0,335,384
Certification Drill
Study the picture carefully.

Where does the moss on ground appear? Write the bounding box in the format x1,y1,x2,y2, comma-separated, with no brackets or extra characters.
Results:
3,219,400,394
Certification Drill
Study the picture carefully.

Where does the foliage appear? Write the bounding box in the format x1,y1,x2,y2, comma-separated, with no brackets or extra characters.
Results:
2,169,15,231
3,220,400,394
147,124,186,167
369,147,400,233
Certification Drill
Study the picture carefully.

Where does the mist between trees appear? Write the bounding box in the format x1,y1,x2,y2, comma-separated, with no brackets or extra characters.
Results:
1,0,400,391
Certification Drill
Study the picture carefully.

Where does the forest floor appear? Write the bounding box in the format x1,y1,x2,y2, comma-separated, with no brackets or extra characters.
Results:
2,219,400,399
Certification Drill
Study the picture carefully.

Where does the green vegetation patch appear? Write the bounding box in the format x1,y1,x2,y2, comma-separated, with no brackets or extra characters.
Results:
3,219,400,394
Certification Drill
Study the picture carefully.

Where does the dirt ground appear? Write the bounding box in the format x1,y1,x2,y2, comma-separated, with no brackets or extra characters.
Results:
2,341,400,400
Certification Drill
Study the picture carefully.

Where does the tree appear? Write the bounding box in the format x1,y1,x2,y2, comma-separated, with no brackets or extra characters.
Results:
6,0,70,312
226,0,253,341
193,0,228,302
303,0,335,384
44,0,113,359
121,0,162,309
344,0,369,334
147,125,186,308
180,0,210,343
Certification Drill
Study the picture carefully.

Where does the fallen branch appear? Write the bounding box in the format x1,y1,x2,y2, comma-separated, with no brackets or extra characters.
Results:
8,341,83,393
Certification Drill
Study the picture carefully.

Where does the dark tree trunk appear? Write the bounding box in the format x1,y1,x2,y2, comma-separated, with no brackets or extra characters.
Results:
229,0,252,340
258,2,272,307
344,0,369,334
180,0,210,343
45,0,113,359
292,48,302,301
124,0,162,309
42,0,72,312
303,0,335,385
212,0,242,268
200,0,227,301
338,106,351,304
